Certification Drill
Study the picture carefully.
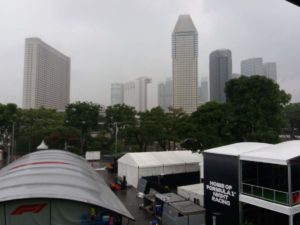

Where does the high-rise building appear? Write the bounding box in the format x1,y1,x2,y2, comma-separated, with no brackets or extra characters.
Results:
199,79,209,104
172,15,198,114
209,49,232,103
158,78,173,111
263,62,277,82
22,38,70,110
123,77,151,112
241,58,263,76
111,83,124,106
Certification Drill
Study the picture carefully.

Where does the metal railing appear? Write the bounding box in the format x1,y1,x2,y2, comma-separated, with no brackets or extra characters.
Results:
242,183,289,205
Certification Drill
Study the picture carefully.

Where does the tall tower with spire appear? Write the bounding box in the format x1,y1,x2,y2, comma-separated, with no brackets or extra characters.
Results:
172,15,198,114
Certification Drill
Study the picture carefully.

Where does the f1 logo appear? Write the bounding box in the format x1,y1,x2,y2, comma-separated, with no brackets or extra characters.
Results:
11,204,47,216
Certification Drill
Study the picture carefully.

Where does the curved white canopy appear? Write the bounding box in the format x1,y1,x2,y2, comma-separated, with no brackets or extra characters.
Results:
0,150,134,220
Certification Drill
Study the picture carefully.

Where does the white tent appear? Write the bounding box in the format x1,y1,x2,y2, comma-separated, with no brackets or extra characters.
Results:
118,151,202,188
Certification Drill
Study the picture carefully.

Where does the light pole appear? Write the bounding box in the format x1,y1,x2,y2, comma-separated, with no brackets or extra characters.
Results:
7,122,15,164
80,121,86,155
114,122,118,156
11,122,15,162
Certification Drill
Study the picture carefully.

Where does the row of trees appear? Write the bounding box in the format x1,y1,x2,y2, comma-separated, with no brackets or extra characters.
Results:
0,76,299,159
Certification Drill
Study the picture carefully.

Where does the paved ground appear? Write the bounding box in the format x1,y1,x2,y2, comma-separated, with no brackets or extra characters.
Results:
98,167,154,225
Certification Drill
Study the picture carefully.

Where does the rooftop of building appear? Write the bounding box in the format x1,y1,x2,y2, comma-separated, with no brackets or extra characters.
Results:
240,140,300,165
173,14,197,33
204,142,272,157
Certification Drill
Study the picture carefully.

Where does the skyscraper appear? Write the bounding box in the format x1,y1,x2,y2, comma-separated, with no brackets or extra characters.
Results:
172,15,198,114
263,62,277,82
199,78,209,104
209,49,232,103
158,78,173,111
123,77,151,112
22,38,70,110
111,83,124,106
241,58,263,76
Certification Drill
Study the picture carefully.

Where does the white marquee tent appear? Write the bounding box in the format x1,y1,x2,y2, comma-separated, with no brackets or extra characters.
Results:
118,151,203,188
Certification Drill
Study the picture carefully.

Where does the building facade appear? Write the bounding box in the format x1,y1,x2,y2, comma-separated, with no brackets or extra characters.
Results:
172,15,198,114
209,49,232,103
123,77,151,112
198,79,209,104
158,78,173,111
22,38,70,110
241,58,264,77
111,83,124,106
263,62,277,82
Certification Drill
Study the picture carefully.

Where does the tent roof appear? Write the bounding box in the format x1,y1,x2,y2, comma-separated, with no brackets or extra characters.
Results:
204,142,271,156
240,141,300,165
118,151,202,168
0,150,134,220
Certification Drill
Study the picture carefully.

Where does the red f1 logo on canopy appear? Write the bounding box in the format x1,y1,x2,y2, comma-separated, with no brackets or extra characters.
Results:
11,204,47,216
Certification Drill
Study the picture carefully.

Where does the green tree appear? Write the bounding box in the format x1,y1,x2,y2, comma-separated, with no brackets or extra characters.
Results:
285,103,300,139
180,102,232,151
225,75,291,143
18,107,64,153
129,107,173,151
65,101,103,154
0,103,20,161
167,107,188,150
105,104,137,153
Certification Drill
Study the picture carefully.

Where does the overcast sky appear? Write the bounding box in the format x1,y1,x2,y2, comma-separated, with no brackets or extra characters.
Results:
0,0,299,108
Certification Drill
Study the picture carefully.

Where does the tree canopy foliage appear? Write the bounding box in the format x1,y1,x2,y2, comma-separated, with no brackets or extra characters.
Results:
225,75,290,143
285,103,300,139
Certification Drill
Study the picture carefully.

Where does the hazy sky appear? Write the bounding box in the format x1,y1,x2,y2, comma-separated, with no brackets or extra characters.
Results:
0,0,299,108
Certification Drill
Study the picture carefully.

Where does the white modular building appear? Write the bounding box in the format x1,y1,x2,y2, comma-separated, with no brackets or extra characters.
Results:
118,151,203,188
0,150,133,225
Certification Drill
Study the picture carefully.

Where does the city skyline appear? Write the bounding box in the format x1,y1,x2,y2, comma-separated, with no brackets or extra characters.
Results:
0,0,300,108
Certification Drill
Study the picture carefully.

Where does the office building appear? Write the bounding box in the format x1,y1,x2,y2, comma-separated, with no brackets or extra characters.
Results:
111,83,124,106
263,62,277,82
22,38,70,110
199,79,209,104
158,78,173,111
172,15,198,114
241,58,263,76
123,77,151,112
209,49,232,103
